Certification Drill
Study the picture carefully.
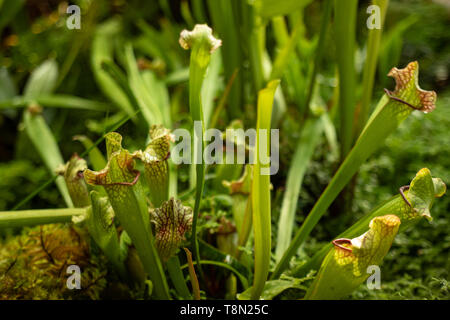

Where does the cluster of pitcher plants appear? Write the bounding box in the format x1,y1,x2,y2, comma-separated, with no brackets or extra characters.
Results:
0,0,446,300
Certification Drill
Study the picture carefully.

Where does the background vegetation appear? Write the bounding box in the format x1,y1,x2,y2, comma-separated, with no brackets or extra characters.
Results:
0,0,448,299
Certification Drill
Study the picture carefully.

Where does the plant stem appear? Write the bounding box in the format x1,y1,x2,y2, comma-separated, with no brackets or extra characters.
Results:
184,248,201,300
0,208,85,229
167,255,192,299
304,0,332,115
334,0,358,160
180,25,222,284
246,3,266,92
235,188,253,260
181,260,249,290
357,0,389,136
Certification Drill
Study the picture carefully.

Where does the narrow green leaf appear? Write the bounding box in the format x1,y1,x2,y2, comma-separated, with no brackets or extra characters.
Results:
23,60,58,99
304,0,332,116
167,256,192,300
179,24,222,281
253,0,313,19
91,19,136,119
0,208,85,229
207,0,243,118
86,191,127,278
23,109,74,208
0,95,109,111
357,0,389,136
124,43,165,127
334,0,358,159
275,117,324,262
269,18,303,81
141,70,172,127
251,79,280,299
201,50,222,127
0,67,17,101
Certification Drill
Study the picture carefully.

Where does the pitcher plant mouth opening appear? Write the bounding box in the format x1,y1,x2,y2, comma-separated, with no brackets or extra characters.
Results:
86,170,141,186
332,238,353,253
399,185,411,207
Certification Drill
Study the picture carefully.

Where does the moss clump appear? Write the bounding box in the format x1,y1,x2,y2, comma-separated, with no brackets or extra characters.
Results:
0,224,107,299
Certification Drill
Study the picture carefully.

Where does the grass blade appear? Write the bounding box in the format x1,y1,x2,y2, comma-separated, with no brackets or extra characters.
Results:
124,43,165,127
23,110,73,207
22,59,73,207
207,0,243,118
